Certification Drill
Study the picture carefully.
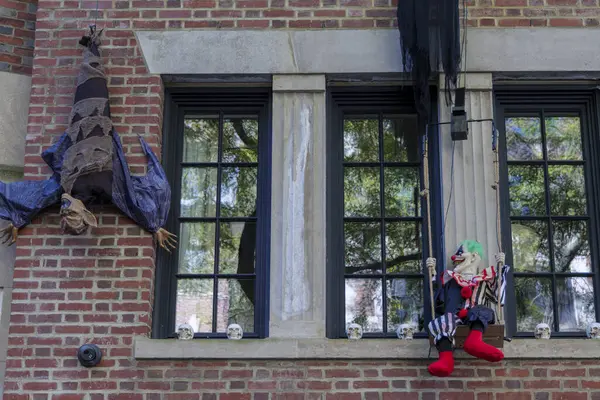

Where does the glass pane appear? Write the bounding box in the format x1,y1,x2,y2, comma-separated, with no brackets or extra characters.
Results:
343,118,379,162
557,277,595,332
216,278,255,333
385,222,422,273
515,277,554,332
552,220,591,273
548,166,586,216
178,223,215,274
175,279,214,334
505,117,542,161
344,167,380,218
344,222,381,275
508,165,546,216
183,118,219,163
383,116,419,162
545,117,582,161
384,167,420,217
511,220,550,272
220,167,257,217
180,167,217,217
219,222,256,274
223,117,259,163
345,278,383,332
387,279,423,333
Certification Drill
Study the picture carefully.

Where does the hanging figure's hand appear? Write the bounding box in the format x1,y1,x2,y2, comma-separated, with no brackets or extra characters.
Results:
0,223,18,246
154,228,177,252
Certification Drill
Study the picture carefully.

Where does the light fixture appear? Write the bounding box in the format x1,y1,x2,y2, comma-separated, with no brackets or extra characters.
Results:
451,88,468,141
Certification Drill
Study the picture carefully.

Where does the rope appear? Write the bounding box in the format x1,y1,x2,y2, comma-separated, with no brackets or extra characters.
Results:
94,0,100,27
421,128,436,319
492,124,505,324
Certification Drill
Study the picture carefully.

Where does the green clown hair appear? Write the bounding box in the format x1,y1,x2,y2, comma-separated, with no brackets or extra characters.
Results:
459,240,486,262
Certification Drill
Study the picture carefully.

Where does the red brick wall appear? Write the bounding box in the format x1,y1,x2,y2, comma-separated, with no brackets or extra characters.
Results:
469,0,600,27
0,0,36,74
4,358,600,399
4,0,600,399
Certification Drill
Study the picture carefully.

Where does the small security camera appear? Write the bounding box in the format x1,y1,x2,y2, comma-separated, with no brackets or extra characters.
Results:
77,344,102,368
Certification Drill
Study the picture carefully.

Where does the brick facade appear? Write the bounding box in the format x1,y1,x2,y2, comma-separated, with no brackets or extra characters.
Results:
3,0,600,399
0,0,37,74
4,359,600,399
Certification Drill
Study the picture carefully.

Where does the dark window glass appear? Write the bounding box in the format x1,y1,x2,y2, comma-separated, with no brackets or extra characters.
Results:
504,111,596,335
329,94,432,339
156,90,270,339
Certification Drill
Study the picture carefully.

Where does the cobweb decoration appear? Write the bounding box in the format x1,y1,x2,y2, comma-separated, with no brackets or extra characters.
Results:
396,0,462,125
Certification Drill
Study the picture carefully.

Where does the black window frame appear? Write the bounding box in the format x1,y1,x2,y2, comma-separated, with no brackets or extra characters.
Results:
153,87,272,339
495,85,600,338
325,85,443,339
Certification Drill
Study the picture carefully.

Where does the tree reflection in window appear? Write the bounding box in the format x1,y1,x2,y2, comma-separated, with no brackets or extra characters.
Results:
342,115,425,335
506,115,595,333
175,116,259,335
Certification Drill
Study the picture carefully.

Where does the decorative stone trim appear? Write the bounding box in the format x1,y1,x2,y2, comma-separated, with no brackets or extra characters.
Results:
134,337,600,360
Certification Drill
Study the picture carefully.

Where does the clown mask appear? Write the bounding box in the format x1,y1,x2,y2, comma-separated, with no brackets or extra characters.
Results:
450,241,484,278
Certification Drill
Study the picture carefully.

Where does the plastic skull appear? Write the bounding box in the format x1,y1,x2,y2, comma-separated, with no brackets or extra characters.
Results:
227,323,243,340
396,324,415,340
534,323,551,340
346,323,363,340
176,323,194,340
586,322,600,339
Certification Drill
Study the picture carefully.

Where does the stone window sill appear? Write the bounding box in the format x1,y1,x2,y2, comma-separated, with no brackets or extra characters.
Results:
134,337,600,360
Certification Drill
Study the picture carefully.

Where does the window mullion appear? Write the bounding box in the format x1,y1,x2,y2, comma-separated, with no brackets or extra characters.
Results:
209,113,224,333
378,112,388,334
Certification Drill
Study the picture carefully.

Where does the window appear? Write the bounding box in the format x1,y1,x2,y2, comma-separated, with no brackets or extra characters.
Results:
326,87,441,338
496,86,600,337
153,88,271,339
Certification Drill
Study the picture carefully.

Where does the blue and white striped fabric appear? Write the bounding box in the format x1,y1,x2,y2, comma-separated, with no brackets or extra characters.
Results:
427,313,458,345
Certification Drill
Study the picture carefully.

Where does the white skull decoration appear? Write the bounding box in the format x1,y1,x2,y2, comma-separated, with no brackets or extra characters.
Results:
534,323,551,340
176,323,194,340
346,323,363,340
227,323,243,340
396,324,415,340
586,322,600,339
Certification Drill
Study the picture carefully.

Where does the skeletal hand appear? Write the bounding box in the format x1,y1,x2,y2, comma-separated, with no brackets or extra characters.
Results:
154,228,177,252
0,223,18,246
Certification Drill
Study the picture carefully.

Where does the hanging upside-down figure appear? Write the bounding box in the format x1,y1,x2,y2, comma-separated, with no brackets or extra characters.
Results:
0,26,176,251
427,240,509,377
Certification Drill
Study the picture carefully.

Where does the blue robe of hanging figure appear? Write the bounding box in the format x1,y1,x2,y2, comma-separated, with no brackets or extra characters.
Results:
0,26,176,251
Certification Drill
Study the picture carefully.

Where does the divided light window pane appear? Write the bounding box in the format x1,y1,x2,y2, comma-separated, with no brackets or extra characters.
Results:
342,114,425,335
175,115,259,336
505,114,595,334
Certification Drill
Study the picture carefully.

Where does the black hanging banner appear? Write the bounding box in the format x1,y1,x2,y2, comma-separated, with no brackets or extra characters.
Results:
396,0,462,126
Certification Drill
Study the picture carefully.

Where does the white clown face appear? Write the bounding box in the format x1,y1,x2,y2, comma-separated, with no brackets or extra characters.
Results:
346,323,363,340
451,244,482,276
586,322,600,339
227,324,243,340
176,323,194,340
534,323,551,340
396,324,415,340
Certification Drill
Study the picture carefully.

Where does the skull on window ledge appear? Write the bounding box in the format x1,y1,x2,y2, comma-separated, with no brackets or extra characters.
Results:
396,324,415,340
346,323,363,340
534,323,551,340
227,324,244,340
586,322,600,339
176,323,194,340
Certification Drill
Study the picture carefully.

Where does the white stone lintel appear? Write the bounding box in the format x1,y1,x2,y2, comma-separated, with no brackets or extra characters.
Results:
137,28,600,76
439,73,493,91
273,75,326,92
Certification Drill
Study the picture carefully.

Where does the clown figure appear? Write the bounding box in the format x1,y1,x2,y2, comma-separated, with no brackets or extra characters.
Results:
427,240,507,377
